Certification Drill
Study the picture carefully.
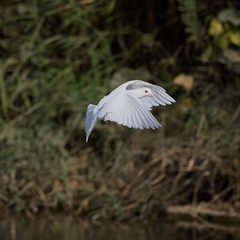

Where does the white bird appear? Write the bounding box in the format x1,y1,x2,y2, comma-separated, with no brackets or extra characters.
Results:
85,80,175,142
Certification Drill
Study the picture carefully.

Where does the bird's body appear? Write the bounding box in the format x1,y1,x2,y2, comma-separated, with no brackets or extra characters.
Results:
85,80,175,142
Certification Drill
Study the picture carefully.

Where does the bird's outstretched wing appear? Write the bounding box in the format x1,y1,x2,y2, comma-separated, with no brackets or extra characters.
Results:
99,91,161,129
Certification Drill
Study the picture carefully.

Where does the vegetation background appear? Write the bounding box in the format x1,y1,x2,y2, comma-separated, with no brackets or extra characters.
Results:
0,0,239,222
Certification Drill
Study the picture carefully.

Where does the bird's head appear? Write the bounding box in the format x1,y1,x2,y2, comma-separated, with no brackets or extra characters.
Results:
139,88,154,98
129,87,154,99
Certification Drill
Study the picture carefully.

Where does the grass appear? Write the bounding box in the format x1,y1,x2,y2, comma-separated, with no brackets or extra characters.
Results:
0,0,239,222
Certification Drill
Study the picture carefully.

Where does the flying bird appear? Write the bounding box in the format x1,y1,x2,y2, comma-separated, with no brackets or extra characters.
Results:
85,80,175,142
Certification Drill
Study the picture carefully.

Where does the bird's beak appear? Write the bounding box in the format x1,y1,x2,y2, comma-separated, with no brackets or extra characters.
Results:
149,93,154,97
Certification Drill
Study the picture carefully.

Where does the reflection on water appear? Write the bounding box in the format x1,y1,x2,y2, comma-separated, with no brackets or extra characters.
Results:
0,215,240,240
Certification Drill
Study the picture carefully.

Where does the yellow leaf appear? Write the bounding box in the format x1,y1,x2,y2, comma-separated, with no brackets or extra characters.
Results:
229,31,240,46
208,18,223,37
217,33,230,49
173,73,194,91
182,97,192,106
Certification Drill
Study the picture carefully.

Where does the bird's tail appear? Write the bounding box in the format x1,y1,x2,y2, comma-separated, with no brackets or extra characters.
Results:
85,104,98,142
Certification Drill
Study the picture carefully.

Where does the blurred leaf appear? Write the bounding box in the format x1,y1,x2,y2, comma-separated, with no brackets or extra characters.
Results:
208,18,223,37
107,0,116,14
218,48,240,74
173,73,194,91
229,30,240,46
182,97,192,106
218,8,240,26
217,33,230,49
201,46,212,63
222,48,240,63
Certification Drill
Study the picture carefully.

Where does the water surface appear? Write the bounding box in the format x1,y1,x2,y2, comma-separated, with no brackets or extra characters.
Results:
0,215,239,240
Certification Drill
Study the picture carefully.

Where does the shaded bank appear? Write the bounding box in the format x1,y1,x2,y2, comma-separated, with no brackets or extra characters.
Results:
167,204,240,231
0,130,239,222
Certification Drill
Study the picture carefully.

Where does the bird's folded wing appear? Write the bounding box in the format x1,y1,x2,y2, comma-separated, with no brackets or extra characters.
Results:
103,91,161,129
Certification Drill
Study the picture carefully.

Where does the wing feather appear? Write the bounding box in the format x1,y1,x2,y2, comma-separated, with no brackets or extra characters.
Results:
102,91,161,130
131,109,140,128
138,104,161,129
85,104,98,142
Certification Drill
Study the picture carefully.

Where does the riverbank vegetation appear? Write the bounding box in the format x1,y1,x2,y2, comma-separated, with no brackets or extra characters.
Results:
0,0,239,222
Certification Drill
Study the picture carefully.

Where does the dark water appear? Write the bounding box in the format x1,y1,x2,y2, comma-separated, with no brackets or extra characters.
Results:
0,216,240,240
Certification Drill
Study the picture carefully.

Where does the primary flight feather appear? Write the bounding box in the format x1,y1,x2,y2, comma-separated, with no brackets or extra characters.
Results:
85,80,175,142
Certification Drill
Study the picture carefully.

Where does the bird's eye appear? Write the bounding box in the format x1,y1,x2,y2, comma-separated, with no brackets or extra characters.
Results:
145,90,148,93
